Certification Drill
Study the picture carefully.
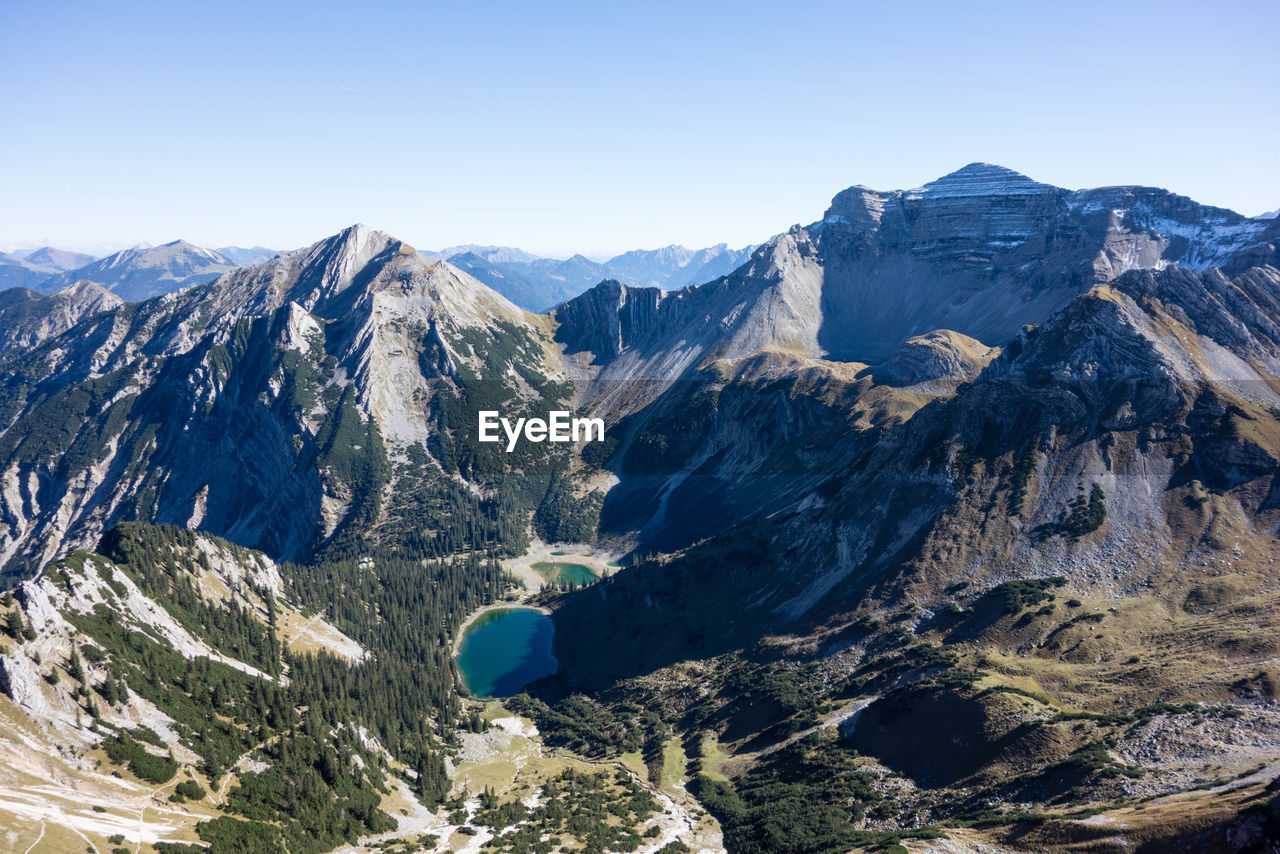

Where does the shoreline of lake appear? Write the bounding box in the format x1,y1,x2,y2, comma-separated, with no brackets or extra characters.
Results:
455,605,558,698
452,601,551,657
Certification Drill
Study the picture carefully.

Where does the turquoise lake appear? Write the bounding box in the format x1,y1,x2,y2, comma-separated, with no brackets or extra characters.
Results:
530,561,598,586
456,607,558,698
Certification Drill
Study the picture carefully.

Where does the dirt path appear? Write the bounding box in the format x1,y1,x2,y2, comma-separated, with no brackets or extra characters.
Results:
135,782,171,854
215,752,251,804
21,820,45,854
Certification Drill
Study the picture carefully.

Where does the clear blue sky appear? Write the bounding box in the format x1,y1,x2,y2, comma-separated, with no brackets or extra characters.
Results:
2,0,1276,257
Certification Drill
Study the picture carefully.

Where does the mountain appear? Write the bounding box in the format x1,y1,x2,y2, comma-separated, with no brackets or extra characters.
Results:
602,245,701,285
14,246,97,272
0,252,55,291
215,245,281,266
545,163,1280,560
531,165,1280,851
437,244,546,264
554,163,1278,412
603,243,755,289
0,522,482,851
0,224,579,577
679,243,757,285
444,250,607,311
543,245,1280,851
39,240,240,301
5,167,1280,853
3,238,754,314
0,226,667,852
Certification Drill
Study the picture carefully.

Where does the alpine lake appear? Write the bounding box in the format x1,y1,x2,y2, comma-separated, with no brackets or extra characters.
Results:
455,607,558,698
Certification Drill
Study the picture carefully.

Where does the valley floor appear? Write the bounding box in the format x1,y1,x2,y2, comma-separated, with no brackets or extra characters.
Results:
426,705,723,854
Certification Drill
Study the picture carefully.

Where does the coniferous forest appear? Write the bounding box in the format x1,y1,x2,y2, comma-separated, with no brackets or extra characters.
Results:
32,523,510,853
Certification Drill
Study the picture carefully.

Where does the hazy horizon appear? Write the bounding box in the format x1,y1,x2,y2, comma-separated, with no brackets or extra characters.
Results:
3,0,1276,257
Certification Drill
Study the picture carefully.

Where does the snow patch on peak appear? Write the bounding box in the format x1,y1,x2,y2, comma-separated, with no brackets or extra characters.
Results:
909,163,1057,198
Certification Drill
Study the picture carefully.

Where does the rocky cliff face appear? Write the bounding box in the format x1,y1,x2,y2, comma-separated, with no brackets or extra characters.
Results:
549,166,1279,557
576,240,1280,613
538,168,1280,648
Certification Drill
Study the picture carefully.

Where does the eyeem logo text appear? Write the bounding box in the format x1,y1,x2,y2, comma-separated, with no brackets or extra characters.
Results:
478,410,605,452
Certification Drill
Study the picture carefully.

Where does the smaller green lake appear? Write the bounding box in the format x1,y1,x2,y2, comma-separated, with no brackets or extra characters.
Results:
456,608,558,698
531,561,598,586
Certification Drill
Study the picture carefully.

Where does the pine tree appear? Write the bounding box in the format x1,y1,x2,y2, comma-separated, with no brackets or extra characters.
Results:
3,609,25,641
67,648,85,684
99,676,119,706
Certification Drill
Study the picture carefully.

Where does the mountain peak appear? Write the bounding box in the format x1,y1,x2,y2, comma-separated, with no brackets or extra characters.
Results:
312,224,402,266
57,278,118,301
823,164,1057,227
338,222,372,239
19,246,97,272
910,162,1056,198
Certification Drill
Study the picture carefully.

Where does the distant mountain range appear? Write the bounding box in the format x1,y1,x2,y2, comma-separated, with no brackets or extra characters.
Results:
215,245,281,266
38,240,243,301
0,239,753,310
436,242,756,311
0,246,97,290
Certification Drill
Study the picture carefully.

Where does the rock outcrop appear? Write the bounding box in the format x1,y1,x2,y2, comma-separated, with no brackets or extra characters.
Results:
0,280,123,354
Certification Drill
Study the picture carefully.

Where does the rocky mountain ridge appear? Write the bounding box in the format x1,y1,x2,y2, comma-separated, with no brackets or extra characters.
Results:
555,164,1280,380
